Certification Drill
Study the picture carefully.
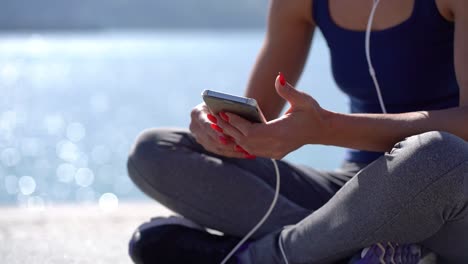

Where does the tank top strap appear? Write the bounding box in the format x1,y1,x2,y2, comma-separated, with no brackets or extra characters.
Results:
407,0,446,22
312,0,334,30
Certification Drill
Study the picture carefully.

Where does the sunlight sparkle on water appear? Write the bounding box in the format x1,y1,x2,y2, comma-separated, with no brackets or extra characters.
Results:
18,176,36,195
66,122,86,142
75,167,94,187
99,192,119,212
56,140,80,162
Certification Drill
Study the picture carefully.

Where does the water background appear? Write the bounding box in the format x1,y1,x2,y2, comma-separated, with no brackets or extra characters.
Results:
0,30,348,207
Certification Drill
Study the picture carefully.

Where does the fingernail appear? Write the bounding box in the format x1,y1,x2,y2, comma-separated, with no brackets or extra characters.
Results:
245,154,256,160
235,145,249,154
219,136,228,145
207,114,217,124
220,112,229,122
278,72,286,86
210,123,223,133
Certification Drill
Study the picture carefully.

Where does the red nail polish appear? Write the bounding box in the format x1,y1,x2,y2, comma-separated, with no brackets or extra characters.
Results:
220,112,229,122
219,136,228,145
245,154,256,160
210,123,223,133
278,72,286,86
235,145,249,154
222,134,233,142
207,114,217,124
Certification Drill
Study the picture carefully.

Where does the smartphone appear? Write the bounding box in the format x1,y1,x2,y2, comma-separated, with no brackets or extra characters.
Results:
202,89,266,123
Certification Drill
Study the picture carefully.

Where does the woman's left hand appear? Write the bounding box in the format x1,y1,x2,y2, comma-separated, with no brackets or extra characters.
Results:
217,73,331,160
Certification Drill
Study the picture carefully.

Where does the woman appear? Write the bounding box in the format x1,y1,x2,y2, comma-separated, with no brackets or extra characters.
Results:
127,0,468,263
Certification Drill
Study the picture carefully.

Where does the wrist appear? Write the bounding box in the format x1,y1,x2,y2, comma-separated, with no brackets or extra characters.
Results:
309,108,338,146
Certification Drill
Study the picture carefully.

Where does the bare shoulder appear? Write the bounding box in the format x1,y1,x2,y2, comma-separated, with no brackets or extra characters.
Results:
452,0,468,17
269,0,315,25
438,0,468,21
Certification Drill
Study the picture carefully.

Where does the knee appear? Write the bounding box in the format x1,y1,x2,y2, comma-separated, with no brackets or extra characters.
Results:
386,131,468,184
127,128,172,185
391,131,467,163
127,128,197,189
128,128,163,163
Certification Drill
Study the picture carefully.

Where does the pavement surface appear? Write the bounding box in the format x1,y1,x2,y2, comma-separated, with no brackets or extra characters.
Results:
0,202,172,264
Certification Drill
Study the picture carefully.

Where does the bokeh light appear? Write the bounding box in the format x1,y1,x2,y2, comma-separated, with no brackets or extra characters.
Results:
99,192,119,212
56,140,80,162
18,176,36,195
0,25,345,209
66,122,86,142
74,167,94,187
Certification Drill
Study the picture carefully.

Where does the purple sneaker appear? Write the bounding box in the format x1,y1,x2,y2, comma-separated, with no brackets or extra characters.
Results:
352,242,421,264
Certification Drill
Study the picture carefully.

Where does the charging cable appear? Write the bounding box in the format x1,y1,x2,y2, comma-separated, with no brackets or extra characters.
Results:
222,2,386,263
365,0,387,114
220,158,282,264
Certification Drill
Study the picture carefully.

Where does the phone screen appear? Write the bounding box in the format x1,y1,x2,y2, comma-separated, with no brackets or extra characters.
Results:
202,90,265,123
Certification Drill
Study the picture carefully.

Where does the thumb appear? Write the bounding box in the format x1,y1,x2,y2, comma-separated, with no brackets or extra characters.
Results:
275,73,308,109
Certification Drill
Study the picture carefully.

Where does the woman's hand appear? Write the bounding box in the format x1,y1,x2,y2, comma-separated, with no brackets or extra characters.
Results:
189,103,247,158
217,73,331,160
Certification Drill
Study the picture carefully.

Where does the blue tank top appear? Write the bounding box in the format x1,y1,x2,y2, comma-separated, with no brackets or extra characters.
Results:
313,0,459,164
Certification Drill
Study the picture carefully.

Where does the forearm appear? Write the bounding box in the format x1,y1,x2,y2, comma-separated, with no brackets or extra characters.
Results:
245,46,310,120
244,0,315,121
318,106,468,152
244,47,290,121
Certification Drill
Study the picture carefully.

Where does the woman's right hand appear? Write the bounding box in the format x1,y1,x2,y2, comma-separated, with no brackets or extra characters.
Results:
189,103,251,159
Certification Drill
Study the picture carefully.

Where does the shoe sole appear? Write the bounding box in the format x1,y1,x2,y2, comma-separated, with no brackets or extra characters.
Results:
138,216,204,232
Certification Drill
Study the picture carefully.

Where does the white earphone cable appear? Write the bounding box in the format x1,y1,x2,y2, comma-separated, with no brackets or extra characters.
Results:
365,0,387,114
220,158,281,264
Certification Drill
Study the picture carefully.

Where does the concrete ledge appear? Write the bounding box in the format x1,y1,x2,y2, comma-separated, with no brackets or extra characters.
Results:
0,202,172,264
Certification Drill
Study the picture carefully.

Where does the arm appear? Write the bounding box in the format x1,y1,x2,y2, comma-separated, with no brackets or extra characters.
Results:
317,0,468,152
188,0,315,159
245,0,315,121
321,106,468,152
218,0,468,159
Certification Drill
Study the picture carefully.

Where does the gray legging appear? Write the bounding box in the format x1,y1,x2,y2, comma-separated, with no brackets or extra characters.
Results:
127,129,468,264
